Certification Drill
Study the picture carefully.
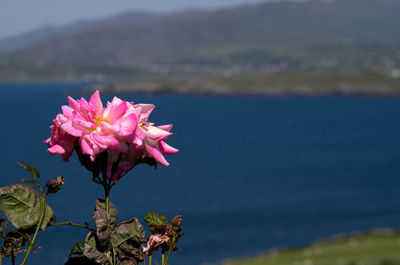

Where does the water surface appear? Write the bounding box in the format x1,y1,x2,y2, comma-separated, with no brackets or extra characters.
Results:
0,83,399,264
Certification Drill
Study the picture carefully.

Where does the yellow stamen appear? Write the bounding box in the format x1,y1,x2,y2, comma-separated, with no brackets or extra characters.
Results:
94,117,109,127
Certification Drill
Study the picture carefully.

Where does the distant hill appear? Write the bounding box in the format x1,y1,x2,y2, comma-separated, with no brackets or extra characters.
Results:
0,11,163,52
1,0,399,82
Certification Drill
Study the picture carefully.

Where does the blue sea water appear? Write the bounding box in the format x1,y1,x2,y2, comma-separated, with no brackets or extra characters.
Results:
0,83,400,265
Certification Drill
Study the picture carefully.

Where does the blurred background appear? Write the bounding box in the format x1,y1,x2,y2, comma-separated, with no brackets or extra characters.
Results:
0,0,400,264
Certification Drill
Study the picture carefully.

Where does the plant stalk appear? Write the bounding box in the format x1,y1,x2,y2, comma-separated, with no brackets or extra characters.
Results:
51,222,96,232
112,247,116,265
163,235,176,265
20,193,46,265
103,178,110,213
103,174,113,264
105,192,110,213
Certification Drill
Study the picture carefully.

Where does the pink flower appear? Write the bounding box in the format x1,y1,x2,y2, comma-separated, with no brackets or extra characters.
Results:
142,234,170,256
61,91,141,161
133,104,179,166
45,90,179,181
44,114,76,162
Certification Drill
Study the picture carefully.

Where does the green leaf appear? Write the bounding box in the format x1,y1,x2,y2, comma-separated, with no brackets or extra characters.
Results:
22,179,39,186
0,184,53,230
17,162,40,178
116,242,144,264
69,240,86,258
93,199,117,246
112,218,145,264
144,212,167,226
111,218,146,248
94,199,117,230
65,240,99,265
83,232,112,265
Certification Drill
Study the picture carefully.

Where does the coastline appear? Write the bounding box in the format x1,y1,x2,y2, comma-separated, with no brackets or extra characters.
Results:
2,72,400,97
212,229,400,265
84,72,400,97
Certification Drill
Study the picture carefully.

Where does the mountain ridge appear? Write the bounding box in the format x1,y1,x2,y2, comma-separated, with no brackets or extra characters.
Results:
1,0,399,82
0,11,163,52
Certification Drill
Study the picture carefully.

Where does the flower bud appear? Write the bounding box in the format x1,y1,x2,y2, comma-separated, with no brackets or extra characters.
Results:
166,224,174,236
46,176,65,194
171,214,182,227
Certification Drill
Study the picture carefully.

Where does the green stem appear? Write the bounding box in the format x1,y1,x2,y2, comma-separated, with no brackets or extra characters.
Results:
51,222,96,232
103,176,113,264
20,193,46,265
149,255,152,265
103,181,110,213
163,235,176,265
112,247,116,265
161,251,165,265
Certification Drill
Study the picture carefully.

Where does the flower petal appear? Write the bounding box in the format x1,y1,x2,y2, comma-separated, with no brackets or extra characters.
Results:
99,121,119,135
107,101,127,123
89,90,103,118
79,97,91,120
157,124,173,132
146,144,169,166
79,135,95,157
159,141,179,155
48,145,65,155
118,113,138,137
92,133,118,149
135,104,155,119
146,126,172,141
62,105,75,119
61,120,83,137
68,96,80,112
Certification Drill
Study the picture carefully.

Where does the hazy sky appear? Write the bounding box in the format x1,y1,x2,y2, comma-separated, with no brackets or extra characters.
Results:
0,0,268,39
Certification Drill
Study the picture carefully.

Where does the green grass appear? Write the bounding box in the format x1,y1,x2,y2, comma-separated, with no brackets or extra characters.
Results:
99,71,400,96
217,231,400,265
211,72,400,95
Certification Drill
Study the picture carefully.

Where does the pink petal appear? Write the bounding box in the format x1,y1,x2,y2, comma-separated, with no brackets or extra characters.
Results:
159,141,179,155
61,120,84,137
109,140,128,153
134,127,147,144
99,121,119,135
135,104,155,119
62,105,75,119
44,138,51,145
118,113,138,137
68,96,80,112
89,90,103,118
79,135,95,157
146,126,172,141
48,145,65,155
133,137,143,147
157,124,173,132
79,98,91,120
127,143,142,160
110,96,123,105
73,119,96,131
146,144,169,166
107,101,127,123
